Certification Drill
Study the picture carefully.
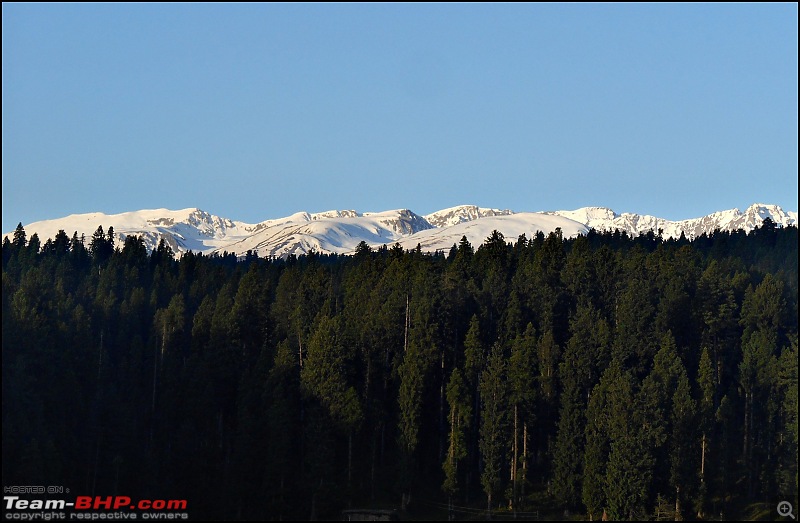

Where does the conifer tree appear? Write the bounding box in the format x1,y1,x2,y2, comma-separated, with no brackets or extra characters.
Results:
552,304,607,509
604,366,654,520
479,342,507,515
12,222,26,249
552,353,586,508
778,337,798,498
507,323,537,509
398,339,424,484
612,256,657,375
696,347,715,517
90,225,113,263
28,233,41,256
670,368,697,519
463,315,484,387
582,370,612,521
2,215,797,519
460,314,484,502
301,315,363,490
443,368,470,509
264,339,301,518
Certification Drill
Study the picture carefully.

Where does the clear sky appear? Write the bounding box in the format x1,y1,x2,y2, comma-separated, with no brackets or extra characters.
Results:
3,3,798,233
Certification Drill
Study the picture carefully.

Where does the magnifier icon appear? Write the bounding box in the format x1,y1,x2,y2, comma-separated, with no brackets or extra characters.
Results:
779,501,796,520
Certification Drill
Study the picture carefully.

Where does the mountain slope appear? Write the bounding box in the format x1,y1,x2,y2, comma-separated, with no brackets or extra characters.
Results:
395,213,587,253
424,205,514,228
545,203,797,239
5,203,796,259
216,209,433,258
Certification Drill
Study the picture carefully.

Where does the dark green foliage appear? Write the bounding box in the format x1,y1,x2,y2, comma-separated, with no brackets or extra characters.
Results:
695,346,715,517
301,315,362,432
13,222,26,248
443,368,470,496
582,368,611,521
603,366,653,520
551,377,583,507
479,342,507,511
670,367,697,518
1,219,796,520
508,323,537,507
612,250,658,374
778,337,798,498
463,315,484,386
552,303,609,508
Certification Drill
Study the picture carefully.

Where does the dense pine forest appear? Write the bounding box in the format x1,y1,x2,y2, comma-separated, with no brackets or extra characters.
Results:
2,220,798,520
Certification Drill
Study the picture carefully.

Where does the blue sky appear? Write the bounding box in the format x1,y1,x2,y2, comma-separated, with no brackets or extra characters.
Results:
2,3,797,232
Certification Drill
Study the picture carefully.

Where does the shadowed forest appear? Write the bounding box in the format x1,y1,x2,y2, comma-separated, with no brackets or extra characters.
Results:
2,220,797,520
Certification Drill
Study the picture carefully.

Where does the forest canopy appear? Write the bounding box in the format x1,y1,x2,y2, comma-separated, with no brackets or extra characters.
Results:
2,221,797,520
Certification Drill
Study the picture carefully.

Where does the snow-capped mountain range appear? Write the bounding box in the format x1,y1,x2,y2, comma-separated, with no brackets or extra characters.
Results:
5,204,796,259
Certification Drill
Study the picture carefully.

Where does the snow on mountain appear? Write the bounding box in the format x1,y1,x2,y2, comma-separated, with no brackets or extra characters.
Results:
544,203,797,240
4,208,258,254
5,203,796,259
394,213,588,253
425,205,514,228
216,209,434,258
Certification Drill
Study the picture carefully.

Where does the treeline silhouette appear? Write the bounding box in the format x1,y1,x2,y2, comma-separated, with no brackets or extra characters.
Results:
2,220,797,520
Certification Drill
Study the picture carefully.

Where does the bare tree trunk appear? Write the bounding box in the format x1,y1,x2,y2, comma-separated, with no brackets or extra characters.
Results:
297,333,303,368
698,432,706,519
404,294,410,353
522,422,528,504
440,351,445,462
742,391,749,462
161,319,167,358
743,391,752,496
701,433,706,478
450,403,456,462
511,404,518,511
401,492,412,511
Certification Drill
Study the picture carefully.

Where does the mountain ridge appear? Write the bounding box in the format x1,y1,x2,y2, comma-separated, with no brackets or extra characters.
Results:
5,203,796,259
